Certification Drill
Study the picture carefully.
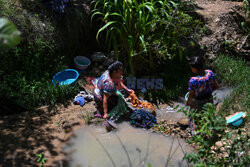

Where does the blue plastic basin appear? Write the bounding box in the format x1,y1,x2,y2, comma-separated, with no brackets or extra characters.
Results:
52,69,79,86
226,112,245,127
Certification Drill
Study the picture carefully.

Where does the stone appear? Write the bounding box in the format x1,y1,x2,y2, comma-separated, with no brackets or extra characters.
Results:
215,141,223,148
99,65,104,69
223,153,229,158
103,58,115,67
178,117,189,126
216,102,223,112
62,120,79,129
94,69,100,75
212,87,233,104
91,52,107,62
211,150,216,154
220,147,225,152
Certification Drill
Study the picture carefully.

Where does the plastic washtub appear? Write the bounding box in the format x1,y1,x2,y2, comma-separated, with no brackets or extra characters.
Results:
185,92,189,101
226,112,245,127
52,69,79,86
74,56,91,70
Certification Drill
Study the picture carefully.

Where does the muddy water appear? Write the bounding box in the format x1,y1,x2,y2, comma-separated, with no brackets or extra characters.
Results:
64,122,192,167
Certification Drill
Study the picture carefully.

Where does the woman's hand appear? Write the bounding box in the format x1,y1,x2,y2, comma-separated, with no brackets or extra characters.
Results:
119,80,134,95
127,89,134,94
103,93,109,119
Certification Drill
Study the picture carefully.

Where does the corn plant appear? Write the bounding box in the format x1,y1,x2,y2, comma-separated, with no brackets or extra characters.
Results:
91,0,192,75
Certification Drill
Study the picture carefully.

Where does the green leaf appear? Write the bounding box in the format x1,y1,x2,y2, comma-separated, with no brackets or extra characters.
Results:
228,132,232,138
91,11,104,23
139,35,147,52
96,21,117,43
0,18,21,51
147,163,152,167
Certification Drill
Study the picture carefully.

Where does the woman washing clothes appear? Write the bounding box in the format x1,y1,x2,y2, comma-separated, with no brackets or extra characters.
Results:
93,61,134,119
185,56,219,135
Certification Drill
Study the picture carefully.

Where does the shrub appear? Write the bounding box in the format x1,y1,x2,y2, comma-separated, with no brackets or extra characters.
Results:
0,38,78,113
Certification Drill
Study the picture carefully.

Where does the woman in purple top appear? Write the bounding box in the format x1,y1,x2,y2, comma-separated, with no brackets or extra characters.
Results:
186,56,219,110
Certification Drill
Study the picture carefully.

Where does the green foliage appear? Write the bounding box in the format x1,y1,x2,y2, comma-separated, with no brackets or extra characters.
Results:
0,18,21,51
0,38,79,111
180,103,226,139
91,0,196,74
213,55,249,115
36,153,47,167
243,0,250,14
225,131,250,166
180,104,225,166
147,163,152,167
213,55,249,87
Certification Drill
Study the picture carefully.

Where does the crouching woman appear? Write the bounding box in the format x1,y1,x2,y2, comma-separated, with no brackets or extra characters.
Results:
93,61,134,119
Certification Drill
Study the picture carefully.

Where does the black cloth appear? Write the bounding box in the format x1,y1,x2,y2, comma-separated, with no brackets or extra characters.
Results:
130,109,157,129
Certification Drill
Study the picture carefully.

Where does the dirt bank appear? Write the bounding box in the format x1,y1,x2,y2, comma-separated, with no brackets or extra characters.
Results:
0,101,96,166
192,0,249,60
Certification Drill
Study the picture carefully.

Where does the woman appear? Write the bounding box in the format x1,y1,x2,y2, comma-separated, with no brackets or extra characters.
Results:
185,56,219,136
186,56,219,110
93,61,134,119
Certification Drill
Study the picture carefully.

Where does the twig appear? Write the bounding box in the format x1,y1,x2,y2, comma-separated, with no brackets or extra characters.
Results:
240,34,249,50
141,133,152,167
169,142,180,164
137,140,162,167
89,129,117,167
114,133,132,167
165,135,176,167
177,138,190,167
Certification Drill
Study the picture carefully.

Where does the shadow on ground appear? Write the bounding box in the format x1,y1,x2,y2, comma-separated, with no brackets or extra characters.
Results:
0,108,62,166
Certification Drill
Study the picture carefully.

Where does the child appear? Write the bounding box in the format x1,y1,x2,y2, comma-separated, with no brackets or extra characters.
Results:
186,56,219,111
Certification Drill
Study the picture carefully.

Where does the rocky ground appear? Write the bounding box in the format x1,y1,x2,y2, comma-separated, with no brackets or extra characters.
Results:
191,0,249,60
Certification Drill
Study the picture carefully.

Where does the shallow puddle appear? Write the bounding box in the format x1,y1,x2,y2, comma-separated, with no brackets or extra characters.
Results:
64,122,192,167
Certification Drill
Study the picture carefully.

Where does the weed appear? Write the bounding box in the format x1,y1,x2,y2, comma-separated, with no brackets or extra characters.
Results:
80,110,94,125
243,0,250,14
36,153,47,167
